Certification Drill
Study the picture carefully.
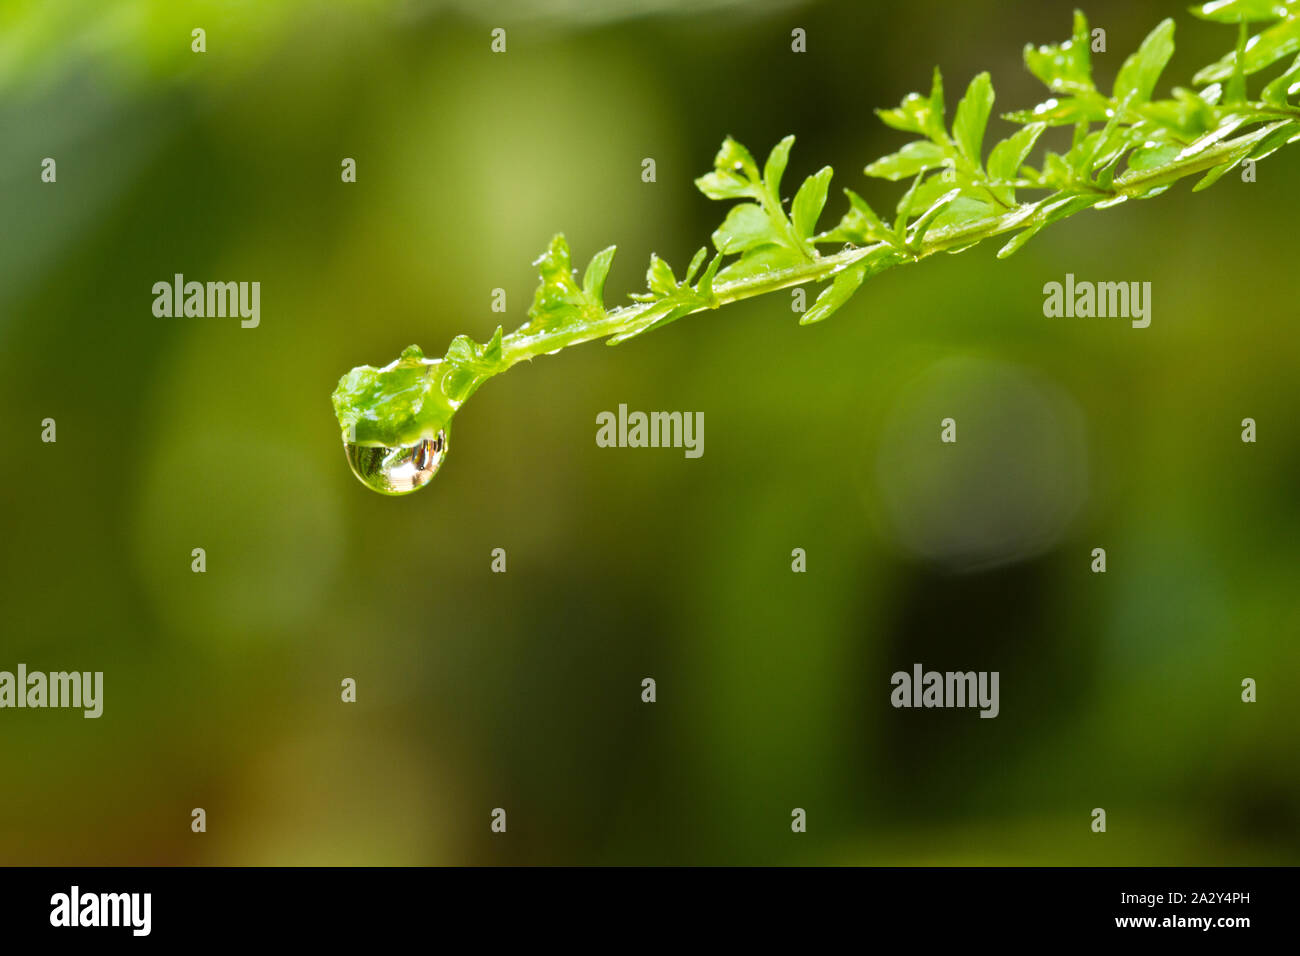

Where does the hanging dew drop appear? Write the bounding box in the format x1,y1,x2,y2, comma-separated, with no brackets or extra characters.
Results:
343,430,448,495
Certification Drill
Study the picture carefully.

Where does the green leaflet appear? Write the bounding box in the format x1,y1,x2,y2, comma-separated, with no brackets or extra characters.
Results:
996,193,1104,258
712,203,773,253
800,265,867,325
611,250,722,345
930,195,999,232
1195,8,1300,81
987,123,1046,183
331,345,453,447
582,246,617,305
1025,10,1095,94
953,72,995,168
699,135,829,264
1127,143,1183,171
792,167,833,239
713,244,806,285
1192,157,1243,191
1002,95,1110,126
1261,52,1300,103
864,140,948,180
819,188,894,246
763,134,794,197
800,247,908,325
876,67,947,140
1192,0,1295,24
525,234,609,332
1113,19,1176,104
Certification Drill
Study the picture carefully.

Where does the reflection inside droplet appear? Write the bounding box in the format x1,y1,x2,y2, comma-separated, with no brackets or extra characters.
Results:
343,431,448,495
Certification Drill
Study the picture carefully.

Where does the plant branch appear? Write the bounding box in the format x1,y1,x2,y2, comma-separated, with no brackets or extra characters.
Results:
332,2,1300,492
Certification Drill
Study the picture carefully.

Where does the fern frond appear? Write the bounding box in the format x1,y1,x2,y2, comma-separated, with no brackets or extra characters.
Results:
333,3,1300,491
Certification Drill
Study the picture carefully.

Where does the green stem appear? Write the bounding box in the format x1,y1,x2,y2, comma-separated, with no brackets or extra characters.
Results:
495,117,1295,375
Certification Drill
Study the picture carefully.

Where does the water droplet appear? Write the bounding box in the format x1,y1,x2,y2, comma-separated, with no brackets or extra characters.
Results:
343,431,448,495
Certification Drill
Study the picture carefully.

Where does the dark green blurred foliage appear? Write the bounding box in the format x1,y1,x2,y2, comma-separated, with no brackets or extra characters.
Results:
1,0,1297,864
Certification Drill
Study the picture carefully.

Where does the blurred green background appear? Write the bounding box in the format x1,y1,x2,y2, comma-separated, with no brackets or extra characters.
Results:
1,0,1297,865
